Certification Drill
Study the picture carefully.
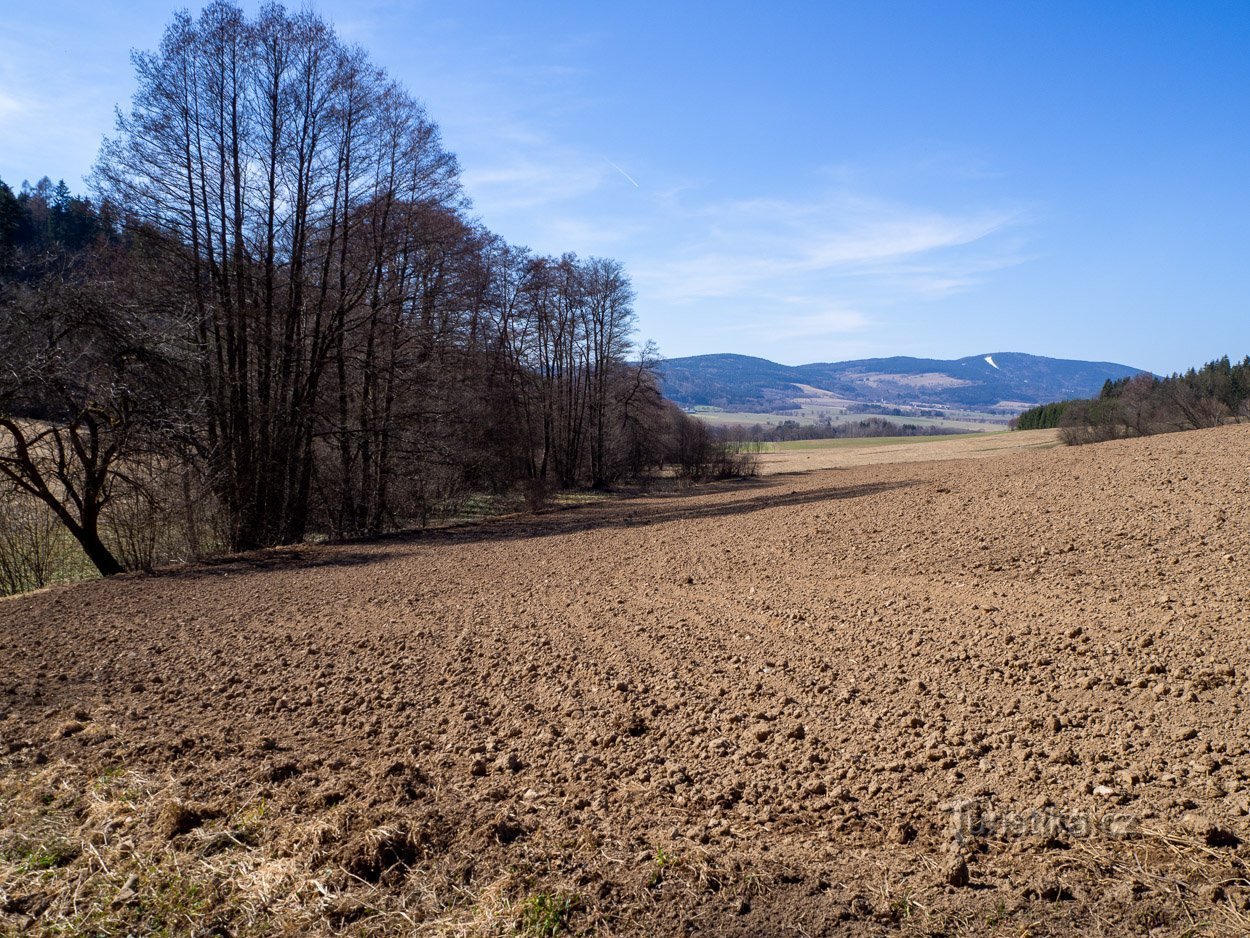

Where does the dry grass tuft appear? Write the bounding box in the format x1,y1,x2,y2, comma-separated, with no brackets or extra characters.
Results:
0,759,585,936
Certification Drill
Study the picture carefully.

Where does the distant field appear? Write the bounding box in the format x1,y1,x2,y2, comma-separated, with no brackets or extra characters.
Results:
692,404,1011,431
765,430,997,451
757,427,1059,474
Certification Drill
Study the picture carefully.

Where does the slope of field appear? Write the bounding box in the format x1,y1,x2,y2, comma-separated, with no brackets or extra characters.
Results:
3,426,1250,935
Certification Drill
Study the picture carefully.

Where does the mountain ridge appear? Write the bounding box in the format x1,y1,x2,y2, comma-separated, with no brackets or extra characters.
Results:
657,351,1145,411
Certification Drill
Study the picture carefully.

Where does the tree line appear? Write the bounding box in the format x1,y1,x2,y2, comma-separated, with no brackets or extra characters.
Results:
716,416,963,444
1011,356,1250,442
1011,400,1071,431
0,2,746,584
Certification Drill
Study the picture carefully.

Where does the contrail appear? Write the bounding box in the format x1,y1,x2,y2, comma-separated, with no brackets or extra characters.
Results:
603,157,639,188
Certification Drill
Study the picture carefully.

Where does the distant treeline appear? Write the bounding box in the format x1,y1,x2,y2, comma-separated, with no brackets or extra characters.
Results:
1012,356,1250,443
1012,400,1071,430
0,4,749,586
713,416,963,444
853,404,949,419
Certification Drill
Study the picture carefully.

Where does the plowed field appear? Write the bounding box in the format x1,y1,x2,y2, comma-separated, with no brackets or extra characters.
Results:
3,425,1249,936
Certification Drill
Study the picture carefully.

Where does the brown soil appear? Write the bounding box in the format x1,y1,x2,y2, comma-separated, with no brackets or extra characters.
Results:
3,425,1250,936
758,428,1059,475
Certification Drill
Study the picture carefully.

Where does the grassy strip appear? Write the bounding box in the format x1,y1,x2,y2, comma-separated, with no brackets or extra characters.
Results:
766,431,1009,452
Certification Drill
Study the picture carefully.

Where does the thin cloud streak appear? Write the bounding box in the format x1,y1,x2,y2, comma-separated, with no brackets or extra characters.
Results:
461,153,613,212
722,307,872,340
0,91,25,119
633,190,1028,308
604,157,639,188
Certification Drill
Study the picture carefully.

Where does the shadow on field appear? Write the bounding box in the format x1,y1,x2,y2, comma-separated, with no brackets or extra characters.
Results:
149,544,401,581
412,477,918,545
138,477,917,584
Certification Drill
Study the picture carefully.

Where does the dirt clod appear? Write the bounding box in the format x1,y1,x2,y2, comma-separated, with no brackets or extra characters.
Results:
944,856,970,888
154,801,204,840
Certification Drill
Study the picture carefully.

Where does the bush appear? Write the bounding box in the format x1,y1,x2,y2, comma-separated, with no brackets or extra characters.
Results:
1057,398,1136,445
668,410,758,481
101,458,227,571
0,488,70,593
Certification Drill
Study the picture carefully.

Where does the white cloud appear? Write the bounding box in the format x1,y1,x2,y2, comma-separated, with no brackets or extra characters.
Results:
632,189,1027,311
0,91,25,121
461,151,614,213
726,307,872,340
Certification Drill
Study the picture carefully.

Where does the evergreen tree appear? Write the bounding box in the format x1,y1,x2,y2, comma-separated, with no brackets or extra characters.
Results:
0,179,26,267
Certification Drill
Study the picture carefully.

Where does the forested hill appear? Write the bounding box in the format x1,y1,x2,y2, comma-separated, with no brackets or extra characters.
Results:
657,352,1144,410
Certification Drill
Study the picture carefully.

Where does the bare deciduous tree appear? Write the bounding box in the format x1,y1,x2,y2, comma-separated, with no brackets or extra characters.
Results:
0,247,185,575
96,1,460,549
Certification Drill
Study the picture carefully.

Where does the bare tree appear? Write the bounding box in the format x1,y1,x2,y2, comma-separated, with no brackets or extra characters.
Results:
95,1,460,550
0,249,185,575
580,257,637,487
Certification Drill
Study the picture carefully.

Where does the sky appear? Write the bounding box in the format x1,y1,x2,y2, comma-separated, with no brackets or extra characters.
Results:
1,2,1247,374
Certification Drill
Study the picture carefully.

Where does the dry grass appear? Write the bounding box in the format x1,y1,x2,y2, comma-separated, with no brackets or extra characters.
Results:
6,759,1249,936
0,760,755,936
0,761,598,937
1066,830,1250,936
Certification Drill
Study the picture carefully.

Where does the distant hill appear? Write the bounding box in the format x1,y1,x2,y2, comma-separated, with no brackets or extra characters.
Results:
657,352,1145,412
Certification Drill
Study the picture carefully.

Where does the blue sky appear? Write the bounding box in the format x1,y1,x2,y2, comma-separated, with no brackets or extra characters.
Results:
2,2,1247,373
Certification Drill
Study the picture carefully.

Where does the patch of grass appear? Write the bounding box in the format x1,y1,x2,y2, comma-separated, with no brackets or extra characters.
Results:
518,891,575,937
550,491,612,508
454,494,514,520
89,765,148,804
24,859,227,938
889,889,916,920
649,846,676,886
92,765,126,788
984,897,1009,927
12,838,77,873
234,797,268,831
90,765,133,799
132,865,217,937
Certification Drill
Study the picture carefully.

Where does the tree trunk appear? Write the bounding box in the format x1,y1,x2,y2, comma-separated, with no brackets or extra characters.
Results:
76,528,125,577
